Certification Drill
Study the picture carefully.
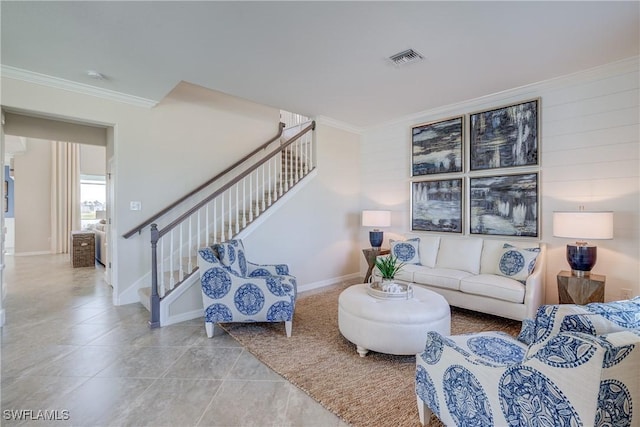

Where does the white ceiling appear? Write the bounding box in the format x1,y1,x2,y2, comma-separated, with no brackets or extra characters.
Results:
1,1,638,129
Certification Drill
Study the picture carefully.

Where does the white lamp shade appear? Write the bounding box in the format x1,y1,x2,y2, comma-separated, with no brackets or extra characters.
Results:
553,211,613,240
362,210,391,228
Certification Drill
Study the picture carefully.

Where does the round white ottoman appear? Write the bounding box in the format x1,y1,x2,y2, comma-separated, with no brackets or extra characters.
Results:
338,283,450,357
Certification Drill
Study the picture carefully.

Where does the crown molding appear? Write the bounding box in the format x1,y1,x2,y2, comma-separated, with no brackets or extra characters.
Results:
315,115,364,134
1,65,158,108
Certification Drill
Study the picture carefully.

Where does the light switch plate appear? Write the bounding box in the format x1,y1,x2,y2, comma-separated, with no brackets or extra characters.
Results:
130,201,142,211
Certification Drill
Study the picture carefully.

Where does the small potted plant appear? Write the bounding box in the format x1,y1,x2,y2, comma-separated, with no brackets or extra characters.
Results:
374,255,405,284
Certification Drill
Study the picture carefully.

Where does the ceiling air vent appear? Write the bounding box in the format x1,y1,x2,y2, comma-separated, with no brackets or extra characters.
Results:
388,49,424,66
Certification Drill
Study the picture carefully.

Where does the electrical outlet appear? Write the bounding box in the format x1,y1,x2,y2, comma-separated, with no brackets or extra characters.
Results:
621,288,632,299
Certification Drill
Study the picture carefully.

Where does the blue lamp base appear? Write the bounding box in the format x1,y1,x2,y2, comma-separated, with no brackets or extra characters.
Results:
369,231,383,249
566,244,597,277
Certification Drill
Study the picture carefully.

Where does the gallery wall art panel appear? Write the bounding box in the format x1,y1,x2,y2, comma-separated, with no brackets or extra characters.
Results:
412,179,463,233
411,116,463,176
470,173,538,237
469,99,538,171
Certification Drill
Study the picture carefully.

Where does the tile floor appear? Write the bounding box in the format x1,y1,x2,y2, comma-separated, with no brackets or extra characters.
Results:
1,254,348,426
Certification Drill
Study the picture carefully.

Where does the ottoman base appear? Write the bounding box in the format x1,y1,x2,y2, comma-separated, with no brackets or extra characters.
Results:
338,284,451,356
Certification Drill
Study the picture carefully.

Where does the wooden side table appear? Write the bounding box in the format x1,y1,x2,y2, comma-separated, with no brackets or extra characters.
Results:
557,270,605,304
362,248,390,283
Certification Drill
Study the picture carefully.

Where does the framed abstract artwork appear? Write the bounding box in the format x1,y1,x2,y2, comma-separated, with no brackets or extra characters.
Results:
469,99,539,171
411,178,463,233
469,172,538,237
411,116,463,176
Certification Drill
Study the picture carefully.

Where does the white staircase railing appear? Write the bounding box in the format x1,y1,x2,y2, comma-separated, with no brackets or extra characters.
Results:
134,120,315,327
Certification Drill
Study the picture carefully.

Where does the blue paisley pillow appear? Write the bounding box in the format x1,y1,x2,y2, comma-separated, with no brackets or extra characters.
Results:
390,238,420,264
496,244,540,283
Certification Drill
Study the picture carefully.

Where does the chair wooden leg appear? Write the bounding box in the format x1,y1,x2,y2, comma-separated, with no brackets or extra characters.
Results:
285,320,292,337
416,395,432,426
205,322,215,338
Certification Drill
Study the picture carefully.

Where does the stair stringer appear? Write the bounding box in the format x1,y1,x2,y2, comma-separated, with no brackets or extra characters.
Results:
144,168,318,326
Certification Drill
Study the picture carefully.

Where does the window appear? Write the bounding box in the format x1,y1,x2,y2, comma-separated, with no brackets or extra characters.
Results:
80,174,106,229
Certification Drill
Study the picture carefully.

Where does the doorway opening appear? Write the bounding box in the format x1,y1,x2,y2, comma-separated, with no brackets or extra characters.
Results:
1,109,116,300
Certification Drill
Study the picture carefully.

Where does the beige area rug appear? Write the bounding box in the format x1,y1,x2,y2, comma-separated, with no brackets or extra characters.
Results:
222,283,522,427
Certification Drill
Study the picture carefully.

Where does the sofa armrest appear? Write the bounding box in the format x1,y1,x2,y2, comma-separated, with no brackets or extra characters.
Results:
94,230,107,265
522,242,546,319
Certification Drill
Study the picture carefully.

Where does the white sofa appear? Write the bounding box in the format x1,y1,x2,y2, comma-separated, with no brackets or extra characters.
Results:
89,219,107,266
93,223,107,265
374,235,546,321
82,221,108,265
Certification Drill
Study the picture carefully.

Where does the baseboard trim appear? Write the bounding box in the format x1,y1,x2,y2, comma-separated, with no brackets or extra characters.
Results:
163,309,203,327
298,272,362,293
13,251,52,257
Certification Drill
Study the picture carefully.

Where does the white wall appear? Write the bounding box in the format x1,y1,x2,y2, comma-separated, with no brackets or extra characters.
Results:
1,78,362,302
243,123,362,287
361,57,640,302
80,145,106,175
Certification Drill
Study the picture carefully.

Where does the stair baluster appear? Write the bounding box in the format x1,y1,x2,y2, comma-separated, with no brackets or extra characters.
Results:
242,180,247,228
188,215,193,274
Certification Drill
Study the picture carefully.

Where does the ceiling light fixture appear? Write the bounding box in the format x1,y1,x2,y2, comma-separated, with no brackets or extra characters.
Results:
388,49,424,66
86,70,106,80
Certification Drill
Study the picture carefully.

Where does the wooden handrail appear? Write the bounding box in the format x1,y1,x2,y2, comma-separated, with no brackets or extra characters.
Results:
157,121,315,239
123,122,286,239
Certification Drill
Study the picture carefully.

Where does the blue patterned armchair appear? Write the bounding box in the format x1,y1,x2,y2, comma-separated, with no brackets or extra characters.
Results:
416,297,640,426
197,239,297,337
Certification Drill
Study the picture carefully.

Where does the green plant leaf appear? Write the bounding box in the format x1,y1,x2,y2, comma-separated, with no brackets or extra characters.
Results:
374,255,405,279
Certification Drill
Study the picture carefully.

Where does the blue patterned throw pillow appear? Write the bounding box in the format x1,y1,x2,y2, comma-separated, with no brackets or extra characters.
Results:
496,244,540,283
390,238,420,264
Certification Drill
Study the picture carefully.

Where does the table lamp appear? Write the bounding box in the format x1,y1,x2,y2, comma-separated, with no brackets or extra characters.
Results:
553,211,613,277
362,210,391,250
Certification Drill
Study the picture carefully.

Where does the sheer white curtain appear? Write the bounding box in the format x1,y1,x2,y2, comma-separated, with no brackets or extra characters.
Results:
50,141,81,254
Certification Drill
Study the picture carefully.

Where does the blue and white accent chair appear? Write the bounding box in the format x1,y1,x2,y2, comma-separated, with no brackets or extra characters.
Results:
416,297,640,426
197,239,297,338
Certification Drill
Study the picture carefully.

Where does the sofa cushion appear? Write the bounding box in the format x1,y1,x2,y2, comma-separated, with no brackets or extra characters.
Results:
405,234,440,268
496,244,540,283
390,238,421,264
391,263,424,283
435,237,483,274
459,274,526,303
414,268,473,291
420,236,440,268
